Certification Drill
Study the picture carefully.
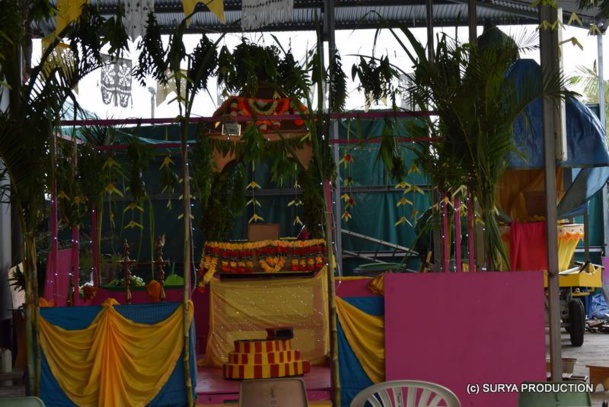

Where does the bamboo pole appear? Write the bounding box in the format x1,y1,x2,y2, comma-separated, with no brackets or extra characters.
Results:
180,117,194,406
24,233,39,395
442,193,450,272
314,19,341,406
454,197,462,272
323,181,340,407
467,193,476,272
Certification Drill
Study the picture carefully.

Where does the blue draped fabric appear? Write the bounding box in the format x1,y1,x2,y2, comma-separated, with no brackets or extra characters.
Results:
505,59,609,218
39,302,197,407
507,59,609,169
338,297,384,407
558,167,609,217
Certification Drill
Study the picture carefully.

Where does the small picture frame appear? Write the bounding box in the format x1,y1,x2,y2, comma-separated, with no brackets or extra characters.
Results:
222,122,241,136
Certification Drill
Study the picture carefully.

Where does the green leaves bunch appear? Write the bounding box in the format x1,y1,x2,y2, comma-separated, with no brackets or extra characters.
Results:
134,11,167,86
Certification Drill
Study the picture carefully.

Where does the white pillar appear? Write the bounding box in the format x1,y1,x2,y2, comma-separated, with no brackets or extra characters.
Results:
0,77,13,326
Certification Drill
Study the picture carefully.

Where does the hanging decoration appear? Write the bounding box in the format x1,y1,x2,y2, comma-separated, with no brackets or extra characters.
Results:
247,162,263,223
182,0,226,24
394,164,425,227
100,55,133,108
156,70,188,106
217,96,306,134
125,0,155,40
55,0,87,36
159,153,180,209
199,239,327,279
338,136,355,221
41,39,78,92
241,0,294,30
289,180,303,227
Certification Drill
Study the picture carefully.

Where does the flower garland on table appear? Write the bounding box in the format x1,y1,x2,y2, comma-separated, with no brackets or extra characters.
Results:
248,98,279,116
258,256,286,273
198,239,327,283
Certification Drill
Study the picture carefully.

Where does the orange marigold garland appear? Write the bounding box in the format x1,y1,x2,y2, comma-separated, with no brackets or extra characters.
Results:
198,239,327,283
258,256,286,273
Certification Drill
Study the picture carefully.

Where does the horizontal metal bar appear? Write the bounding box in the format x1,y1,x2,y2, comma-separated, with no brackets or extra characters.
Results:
342,229,418,255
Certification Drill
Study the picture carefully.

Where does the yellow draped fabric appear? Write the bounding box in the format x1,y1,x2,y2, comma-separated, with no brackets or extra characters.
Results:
367,273,386,296
39,299,193,407
202,266,329,367
496,168,564,221
335,297,385,384
55,0,87,36
182,0,226,24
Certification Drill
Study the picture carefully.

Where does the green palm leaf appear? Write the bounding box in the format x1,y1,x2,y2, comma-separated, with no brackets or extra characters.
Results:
381,26,571,270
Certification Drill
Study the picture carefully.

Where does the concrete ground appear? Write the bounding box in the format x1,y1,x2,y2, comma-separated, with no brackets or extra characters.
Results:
0,371,24,398
548,328,609,406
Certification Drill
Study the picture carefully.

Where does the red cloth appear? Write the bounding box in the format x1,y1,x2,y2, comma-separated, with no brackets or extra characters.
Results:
510,221,547,271
146,280,162,302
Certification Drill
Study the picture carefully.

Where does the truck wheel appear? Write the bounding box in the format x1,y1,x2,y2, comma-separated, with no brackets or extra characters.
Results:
568,299,585,347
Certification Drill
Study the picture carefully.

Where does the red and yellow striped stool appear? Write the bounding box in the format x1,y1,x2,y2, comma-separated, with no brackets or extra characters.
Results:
223,338,310,380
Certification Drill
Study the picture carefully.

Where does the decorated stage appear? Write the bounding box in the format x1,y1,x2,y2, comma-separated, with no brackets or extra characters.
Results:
191,267,547,407
35,237,550,407
194,240,332,405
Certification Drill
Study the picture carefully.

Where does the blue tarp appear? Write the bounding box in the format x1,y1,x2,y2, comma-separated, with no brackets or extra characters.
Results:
507,59,609,169
506,59,609,217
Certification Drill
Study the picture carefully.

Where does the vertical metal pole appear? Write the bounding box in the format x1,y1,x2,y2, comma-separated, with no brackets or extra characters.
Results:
323,3,341,407
426,0,434,63
0,161,11,312
468,0,477,44
0,93,10,325
325,0,342,276
598,33,606,129
539,4,563,381
597,33,609,258
148,87,156,119
584,213,590,262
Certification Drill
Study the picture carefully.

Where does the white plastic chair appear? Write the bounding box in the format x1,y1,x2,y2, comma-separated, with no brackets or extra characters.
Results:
350,380,461,407
0,397,45,407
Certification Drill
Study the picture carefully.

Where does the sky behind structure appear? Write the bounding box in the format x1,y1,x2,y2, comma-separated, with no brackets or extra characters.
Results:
33,24,606,121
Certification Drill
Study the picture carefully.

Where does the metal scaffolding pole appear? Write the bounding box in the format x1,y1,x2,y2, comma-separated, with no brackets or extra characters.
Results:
539,3,563,381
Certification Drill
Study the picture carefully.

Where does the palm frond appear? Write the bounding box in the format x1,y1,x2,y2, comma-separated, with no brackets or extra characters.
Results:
363,24,572,270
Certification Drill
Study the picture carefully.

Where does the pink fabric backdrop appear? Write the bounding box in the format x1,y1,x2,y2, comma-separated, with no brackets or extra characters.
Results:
44,248,74,306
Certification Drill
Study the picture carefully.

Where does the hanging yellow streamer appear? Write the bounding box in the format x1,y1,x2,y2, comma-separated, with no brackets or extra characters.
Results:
39,299,193,407
182,0,226,24
55,0,87,36
336,297,385,384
